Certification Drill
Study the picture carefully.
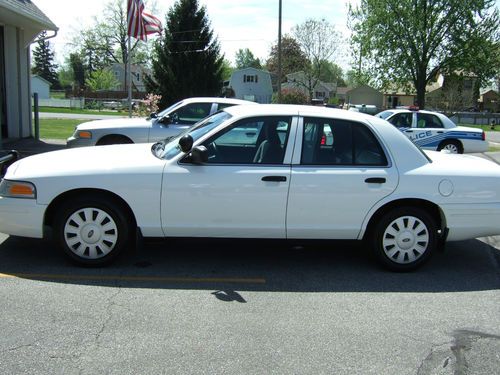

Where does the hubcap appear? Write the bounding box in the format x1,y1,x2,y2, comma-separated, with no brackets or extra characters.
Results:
64,207,118,259
382,216,429,264
443,143,458,153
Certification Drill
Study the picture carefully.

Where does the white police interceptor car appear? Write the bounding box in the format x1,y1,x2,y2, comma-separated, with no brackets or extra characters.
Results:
376,108,487,154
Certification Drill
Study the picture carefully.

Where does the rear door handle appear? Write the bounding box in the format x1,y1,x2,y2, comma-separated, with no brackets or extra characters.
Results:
365,177,386,184
404,129,413,133
262,176,287,182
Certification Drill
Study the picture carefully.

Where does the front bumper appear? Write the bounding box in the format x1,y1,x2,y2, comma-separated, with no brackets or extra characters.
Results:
66,135,96,148
0,197,47,238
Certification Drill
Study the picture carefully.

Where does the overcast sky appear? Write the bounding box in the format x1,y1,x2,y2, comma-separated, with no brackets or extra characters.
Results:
34,0,355,70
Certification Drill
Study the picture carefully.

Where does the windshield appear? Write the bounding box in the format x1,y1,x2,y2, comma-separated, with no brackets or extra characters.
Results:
377,110,394,119
153,111,232,160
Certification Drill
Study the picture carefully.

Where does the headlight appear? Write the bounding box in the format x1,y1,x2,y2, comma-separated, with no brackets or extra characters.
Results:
75,130,92,139
0,180,36,199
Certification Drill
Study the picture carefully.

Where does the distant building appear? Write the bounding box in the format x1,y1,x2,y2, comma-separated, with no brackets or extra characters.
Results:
346,85,384,109
479,89,499,113
109,63,151,92
282,71,336,102
0,0,57,140
227,67,273,103
31,75,51,99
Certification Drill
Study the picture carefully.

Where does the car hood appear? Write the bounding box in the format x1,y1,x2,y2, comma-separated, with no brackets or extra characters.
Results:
423,150,500,176
76,117,153,130
6,143,165,179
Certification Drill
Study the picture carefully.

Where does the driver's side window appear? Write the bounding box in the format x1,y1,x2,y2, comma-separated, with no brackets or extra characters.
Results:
170,103,212,125
201,116,292,164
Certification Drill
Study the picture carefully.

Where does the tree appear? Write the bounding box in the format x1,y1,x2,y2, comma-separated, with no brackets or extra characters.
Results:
32,31,60,88
292,19,341,99
145,0,224,108
266,35,309,82
221,59,234,81
349,0,500,108
315,60,346,86
85,69,119,91
235,48,262,69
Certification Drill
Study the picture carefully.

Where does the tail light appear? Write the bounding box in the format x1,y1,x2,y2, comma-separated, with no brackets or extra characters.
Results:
482,131,486,141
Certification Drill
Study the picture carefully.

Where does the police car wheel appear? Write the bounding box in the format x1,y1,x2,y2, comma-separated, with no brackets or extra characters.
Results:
438,140,463,154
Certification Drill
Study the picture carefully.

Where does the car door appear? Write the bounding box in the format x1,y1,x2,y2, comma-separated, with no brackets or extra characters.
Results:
411,112,446,150
161,115,297,238
148,102,215,142
286,117,399,239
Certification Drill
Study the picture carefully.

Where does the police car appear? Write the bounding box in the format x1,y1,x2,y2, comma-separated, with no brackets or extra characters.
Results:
376,108,487,154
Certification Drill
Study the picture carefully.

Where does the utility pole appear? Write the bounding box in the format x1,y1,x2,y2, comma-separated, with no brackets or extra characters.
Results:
277,0,282,103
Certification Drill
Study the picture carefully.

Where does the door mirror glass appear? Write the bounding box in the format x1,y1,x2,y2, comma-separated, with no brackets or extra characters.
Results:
179,134,194,152
159,115,172,125
190,146,208,164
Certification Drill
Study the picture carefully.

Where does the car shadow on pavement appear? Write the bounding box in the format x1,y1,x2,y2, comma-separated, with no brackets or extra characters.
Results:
0,235,498,293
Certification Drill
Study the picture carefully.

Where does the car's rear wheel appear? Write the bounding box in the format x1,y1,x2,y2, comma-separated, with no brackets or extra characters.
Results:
54,196,132,266
96,135,133,146
438,140,463,154
372,207,437,271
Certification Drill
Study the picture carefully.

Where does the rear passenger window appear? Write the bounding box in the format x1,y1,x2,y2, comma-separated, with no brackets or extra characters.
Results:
301,117,387,166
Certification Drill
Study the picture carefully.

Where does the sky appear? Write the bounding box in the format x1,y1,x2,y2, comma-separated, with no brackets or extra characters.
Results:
33,0,356,70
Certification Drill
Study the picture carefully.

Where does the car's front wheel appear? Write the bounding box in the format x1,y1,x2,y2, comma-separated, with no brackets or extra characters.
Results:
372,207,437,271
54,196,132,266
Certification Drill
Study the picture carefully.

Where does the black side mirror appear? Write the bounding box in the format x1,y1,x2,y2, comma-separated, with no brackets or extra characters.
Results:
190,146,208,164
179,134,194,153
159,115,171,125
150,112,157,119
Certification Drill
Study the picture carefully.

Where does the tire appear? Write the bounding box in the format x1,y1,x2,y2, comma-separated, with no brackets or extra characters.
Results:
372,207,437,271
97,135,133,146
54,195,132,266
438,140,463,154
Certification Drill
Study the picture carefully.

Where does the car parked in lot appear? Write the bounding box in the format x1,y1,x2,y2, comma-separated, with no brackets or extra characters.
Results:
67,97,256,147
376,108,487,153
2,105,500,271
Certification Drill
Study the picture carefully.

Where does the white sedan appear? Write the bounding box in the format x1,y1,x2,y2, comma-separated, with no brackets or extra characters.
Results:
1,105,500,271
376,108,488,153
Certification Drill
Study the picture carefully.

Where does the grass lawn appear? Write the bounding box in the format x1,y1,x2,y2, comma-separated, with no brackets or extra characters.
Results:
36,106,125,116
38,118,85,139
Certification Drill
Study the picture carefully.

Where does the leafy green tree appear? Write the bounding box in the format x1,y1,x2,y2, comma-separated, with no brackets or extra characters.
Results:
146,0,224,108
69,53,85,90
315,60,346,86
266,35,309,82
32,31,60,88
235,48,262,69
221,59,234,81
349,0,500,108
85,69,119,91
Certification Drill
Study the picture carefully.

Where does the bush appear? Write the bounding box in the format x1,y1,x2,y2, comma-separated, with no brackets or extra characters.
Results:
272,88,309,104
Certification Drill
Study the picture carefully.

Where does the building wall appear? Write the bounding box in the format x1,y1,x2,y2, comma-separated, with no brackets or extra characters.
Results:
31,76,50,99
346,86,383,108
229,68,273,103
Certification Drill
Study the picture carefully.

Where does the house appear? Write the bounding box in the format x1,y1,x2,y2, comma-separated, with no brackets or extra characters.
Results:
282,71,336,102
479,89,499,112
426,72,478,111
109,63,151,92
345,85,384,109
31,75,51,99
227,67,273,103
0,0,57,140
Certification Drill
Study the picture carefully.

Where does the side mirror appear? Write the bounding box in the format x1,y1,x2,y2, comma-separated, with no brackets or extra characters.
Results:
150,112,158,119
190,146,208,164
159,115,172,125
179,134,193,153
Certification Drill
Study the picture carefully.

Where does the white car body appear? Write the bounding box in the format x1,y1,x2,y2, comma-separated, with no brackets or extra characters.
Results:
376,109,488,153
67,97,256,147
2,104,500,270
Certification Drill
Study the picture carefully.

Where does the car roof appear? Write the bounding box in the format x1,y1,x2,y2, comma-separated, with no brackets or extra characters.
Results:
182,97,257,105
381,109,442,116
223,103,377,122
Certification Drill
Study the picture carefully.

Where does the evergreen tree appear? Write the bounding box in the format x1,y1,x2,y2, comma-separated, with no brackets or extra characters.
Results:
32,32,60,88
145,0,224,108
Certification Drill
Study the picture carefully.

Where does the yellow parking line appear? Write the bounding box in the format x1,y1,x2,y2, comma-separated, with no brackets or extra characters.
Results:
0,273,266,284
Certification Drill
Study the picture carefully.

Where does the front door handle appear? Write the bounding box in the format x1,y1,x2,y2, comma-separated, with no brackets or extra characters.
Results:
365,177,386,184
262,176,287,182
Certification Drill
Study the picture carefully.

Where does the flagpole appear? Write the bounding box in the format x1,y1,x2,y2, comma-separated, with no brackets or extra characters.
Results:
128,36,132,118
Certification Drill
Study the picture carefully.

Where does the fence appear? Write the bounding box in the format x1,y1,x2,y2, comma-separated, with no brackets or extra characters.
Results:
32,98,85,109
450,112,500,126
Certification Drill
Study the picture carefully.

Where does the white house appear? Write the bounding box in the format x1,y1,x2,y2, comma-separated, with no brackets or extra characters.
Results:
31,75,50,99
0,0,57,140
109,63,151,92
228,67,273,104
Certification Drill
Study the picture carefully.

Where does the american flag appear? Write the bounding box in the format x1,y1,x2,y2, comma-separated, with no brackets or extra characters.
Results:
127,0,162,41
